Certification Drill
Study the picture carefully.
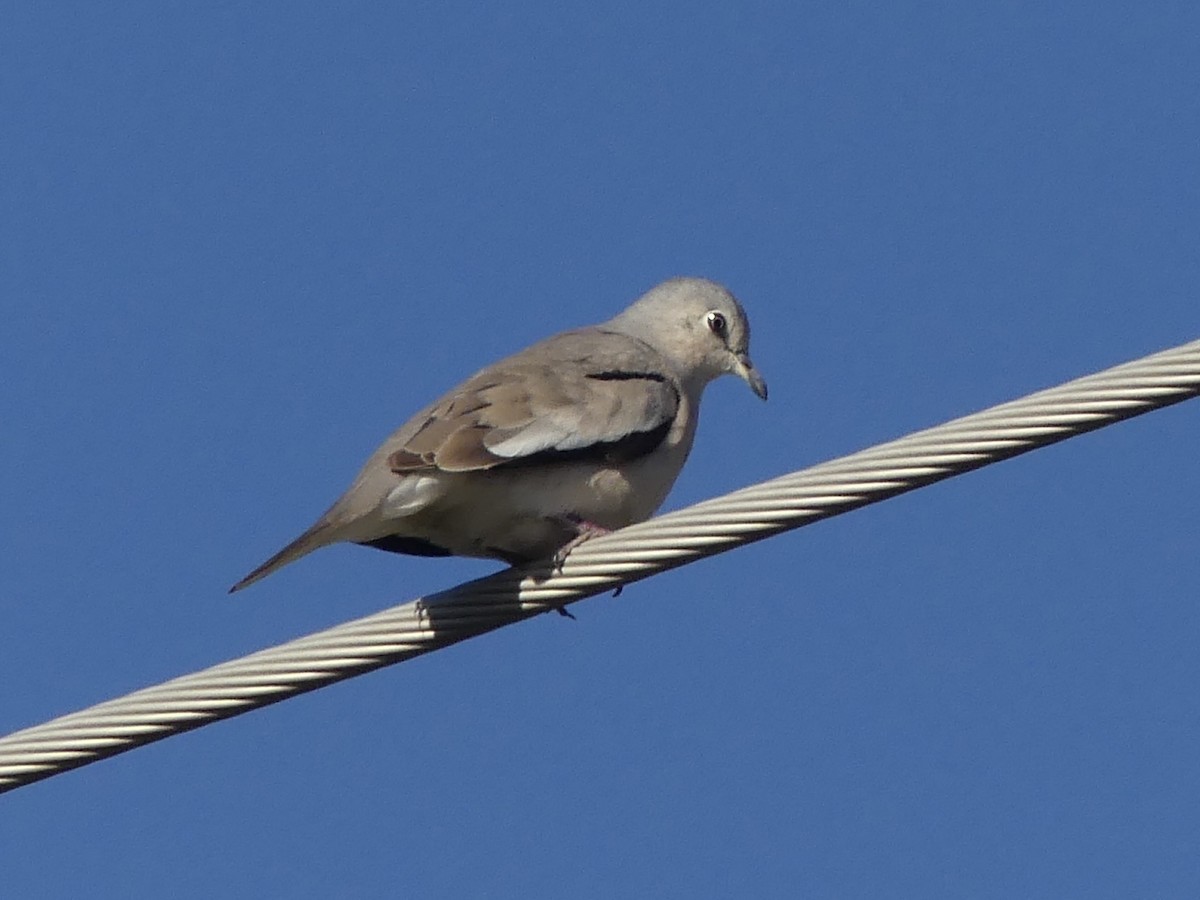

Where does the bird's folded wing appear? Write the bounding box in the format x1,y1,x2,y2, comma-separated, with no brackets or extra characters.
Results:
386,329,681,474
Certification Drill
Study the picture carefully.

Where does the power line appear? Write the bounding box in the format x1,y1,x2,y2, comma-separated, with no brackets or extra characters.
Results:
1,337,1197,793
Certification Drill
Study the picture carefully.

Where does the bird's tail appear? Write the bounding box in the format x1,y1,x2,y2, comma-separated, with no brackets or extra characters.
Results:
229,521,338,593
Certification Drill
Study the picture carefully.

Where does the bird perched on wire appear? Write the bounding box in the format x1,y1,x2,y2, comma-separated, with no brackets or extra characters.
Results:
231,277,767,592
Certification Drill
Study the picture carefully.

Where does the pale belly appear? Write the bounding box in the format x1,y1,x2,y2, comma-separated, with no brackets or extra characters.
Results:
395,456,679,561
371,415,698,563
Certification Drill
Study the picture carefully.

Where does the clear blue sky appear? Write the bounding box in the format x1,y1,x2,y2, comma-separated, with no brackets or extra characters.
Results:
3,3,1199,897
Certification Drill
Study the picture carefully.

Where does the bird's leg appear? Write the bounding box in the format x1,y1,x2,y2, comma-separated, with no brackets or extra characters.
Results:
551,514,612,571
528,515,614,618
560,517,628,598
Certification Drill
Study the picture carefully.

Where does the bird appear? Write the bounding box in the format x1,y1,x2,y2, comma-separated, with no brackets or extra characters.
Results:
230,276,767,592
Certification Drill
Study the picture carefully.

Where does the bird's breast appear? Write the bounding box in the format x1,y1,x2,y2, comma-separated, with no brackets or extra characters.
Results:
371,391,700,562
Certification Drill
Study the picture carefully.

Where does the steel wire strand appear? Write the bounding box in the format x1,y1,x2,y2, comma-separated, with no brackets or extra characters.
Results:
1,338,1197,792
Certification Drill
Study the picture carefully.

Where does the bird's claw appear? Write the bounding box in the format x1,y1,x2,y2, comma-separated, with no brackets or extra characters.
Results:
550,516,612,572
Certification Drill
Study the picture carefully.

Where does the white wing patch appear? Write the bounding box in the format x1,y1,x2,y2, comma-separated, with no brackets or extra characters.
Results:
487,421,577,458
382,474,445,517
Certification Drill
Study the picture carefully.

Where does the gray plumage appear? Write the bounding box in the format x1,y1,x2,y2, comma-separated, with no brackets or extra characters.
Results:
231,276,767,592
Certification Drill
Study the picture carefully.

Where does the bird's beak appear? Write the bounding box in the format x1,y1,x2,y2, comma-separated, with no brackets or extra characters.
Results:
734,353,768,401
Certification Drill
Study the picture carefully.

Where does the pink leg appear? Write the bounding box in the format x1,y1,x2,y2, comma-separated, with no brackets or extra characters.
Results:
551,515,612,570
543,515,619,618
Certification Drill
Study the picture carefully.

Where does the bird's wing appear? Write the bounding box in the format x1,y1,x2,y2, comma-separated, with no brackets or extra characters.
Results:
384,329,681,474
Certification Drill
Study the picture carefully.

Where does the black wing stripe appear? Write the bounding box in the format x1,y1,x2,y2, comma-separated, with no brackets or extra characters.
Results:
502,374,679,469
586,370,669,383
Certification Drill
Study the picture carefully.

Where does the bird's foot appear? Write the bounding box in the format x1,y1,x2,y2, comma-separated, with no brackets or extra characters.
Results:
551,515,612,572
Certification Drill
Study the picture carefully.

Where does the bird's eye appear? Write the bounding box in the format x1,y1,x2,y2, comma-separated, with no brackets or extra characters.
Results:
706,311,727,337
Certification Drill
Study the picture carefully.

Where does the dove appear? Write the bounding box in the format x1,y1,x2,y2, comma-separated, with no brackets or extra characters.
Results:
231,276,767,592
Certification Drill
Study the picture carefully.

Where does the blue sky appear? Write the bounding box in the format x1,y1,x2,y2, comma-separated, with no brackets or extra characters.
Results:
2,2,1199,897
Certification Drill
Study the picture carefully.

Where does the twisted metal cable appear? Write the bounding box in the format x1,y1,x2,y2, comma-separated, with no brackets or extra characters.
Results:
2,338,1198,793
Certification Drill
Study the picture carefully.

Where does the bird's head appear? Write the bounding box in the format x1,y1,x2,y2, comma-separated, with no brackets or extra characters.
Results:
608,277,768,400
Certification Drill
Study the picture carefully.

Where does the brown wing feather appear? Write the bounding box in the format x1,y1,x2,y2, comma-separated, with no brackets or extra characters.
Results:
384,330,679,476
